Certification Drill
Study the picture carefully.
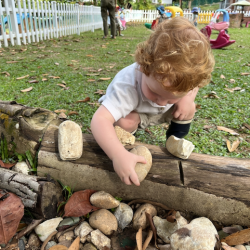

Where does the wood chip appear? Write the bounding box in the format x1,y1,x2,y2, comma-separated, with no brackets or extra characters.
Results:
136,227,142,250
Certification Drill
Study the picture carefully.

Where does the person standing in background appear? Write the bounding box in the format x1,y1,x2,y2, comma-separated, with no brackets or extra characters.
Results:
191,7,199,27
101,0,116,39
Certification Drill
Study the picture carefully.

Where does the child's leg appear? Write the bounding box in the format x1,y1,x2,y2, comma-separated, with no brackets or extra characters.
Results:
114,111,140,133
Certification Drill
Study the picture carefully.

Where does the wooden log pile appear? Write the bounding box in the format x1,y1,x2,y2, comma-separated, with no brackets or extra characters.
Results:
1,101,250,225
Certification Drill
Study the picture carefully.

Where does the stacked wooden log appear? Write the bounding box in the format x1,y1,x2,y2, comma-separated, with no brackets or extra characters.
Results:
1,101,250,225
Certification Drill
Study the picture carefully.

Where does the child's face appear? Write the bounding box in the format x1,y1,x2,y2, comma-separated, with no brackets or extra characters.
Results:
141,74,187,106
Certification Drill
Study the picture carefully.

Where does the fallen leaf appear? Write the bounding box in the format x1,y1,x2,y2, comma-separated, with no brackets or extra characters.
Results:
240,72,250,76
86,55,93,57
76,97,90,103
142,230,153,250
220,75,226,79
0,160,16,169
136,227,142,250
64,190,99,217
227,140,240,152
243,123,250,130
98,68,103,72
49,245,68,250
2,71,10,76
58,112,67,119
166,210,177,223
54,76,60,79
68,236,80,250
229,79,235,83
71,60,79,62
94,89,106,95
42,74,48,76
57,84,66,88
145,212,158,249
68,111,79,116
54,109,67,114
99,78,111,81
86,74,99,76
28,80,39,84
144,128,152,134
217,126,239,135
225,88,234,93
87,79,96,82
88,102,100,107
42,78,48,82
6,61,18,64
16,75,29,80
55,63,59,66
221,242,237,250
67,64,74,67
221,228,250,245
21,87,33,92
203,125,213,130
0,190,24,244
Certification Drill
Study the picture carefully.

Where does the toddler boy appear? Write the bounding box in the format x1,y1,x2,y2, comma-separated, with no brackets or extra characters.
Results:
91,17,214,186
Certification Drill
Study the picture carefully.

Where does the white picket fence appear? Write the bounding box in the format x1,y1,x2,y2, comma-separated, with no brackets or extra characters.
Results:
1,1,250,48
0,0,102,47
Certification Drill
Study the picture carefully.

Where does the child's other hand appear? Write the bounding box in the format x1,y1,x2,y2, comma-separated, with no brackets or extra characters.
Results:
112,150,147,186
172,100,196,121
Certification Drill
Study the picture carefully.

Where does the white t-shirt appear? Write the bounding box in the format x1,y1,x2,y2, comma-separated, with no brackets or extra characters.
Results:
99,63,173,122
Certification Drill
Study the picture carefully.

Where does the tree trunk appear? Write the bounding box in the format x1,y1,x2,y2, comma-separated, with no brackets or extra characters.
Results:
0,168,63,219
38,124,250,226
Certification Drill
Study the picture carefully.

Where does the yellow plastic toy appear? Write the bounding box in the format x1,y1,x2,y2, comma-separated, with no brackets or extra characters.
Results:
164,6,183,18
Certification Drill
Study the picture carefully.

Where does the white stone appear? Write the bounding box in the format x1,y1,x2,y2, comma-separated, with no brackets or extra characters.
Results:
34,217,63,242
114,202,133,229
153,216,179,243
58,120,83,160
90,191,120,209
75,221,94,243
166,135,194,159
115,126,135,146
170,217,218,250
13,161,30,175
91,229,111,249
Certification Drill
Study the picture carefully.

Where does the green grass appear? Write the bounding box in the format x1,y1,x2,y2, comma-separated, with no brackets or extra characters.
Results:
199,3,220,11
0,23,249,158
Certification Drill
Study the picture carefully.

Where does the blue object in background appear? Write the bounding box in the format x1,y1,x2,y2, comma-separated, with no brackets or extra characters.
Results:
215,9,229,22
0,13,30,25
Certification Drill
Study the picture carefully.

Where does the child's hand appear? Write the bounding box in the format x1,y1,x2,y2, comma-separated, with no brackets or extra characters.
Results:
172,99,196,121
112,150,147,186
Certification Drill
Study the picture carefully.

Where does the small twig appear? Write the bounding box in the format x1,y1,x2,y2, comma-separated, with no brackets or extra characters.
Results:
16,219,43,239
40,231,57,250
128,199,171,211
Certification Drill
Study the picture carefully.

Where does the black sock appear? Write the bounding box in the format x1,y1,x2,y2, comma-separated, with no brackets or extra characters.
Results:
166,120,192,139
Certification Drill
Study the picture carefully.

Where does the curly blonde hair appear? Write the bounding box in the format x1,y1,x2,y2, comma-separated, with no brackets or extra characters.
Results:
135,17,215,93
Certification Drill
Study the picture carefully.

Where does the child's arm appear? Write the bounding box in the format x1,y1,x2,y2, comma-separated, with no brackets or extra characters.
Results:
91,105,147,186
172,87,199,121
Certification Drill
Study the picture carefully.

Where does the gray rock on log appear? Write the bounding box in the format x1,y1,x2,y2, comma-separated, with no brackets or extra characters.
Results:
58,120,83,160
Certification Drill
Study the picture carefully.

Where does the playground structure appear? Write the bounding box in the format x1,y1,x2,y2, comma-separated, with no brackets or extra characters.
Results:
200,25,235,49
144,6,184,30
207,9,230,32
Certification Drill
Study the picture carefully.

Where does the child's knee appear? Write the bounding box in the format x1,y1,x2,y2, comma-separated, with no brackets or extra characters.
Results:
115,112,140,132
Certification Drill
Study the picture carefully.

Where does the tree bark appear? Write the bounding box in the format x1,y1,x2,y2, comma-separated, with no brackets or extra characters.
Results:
0,168,63,219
